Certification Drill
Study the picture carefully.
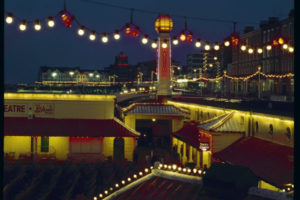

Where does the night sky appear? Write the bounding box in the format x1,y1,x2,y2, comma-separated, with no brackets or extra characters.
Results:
4,0,293,84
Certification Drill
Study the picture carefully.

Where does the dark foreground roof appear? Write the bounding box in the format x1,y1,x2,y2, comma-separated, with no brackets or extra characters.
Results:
213,137,293,188
111,176,202,200
4,117,139,137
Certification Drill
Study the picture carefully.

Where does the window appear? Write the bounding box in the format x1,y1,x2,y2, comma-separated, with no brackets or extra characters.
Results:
286,127,291,140
41,136,49,152
255,122,259,133
269,124,273,135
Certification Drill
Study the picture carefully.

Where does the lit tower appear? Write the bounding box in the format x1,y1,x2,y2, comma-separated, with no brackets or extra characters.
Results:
154,14,173,96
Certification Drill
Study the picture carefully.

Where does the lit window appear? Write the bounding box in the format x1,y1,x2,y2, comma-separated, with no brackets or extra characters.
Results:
41,136,49,152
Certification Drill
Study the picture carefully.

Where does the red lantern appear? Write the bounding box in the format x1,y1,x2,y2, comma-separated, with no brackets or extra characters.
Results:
231,35,239,47
186,32,193,42
60,10,74,28
132,27,139,37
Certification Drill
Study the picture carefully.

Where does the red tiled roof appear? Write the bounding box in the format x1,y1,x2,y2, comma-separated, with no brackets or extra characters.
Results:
112,177,202,200
4,117,139,137
173,122,210,149
213,137,294,188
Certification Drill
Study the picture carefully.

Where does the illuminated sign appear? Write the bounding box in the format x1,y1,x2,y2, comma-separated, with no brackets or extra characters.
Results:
199,142,210,151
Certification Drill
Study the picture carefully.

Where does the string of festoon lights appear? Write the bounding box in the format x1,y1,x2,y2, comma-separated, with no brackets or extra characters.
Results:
93,164,206,200
4,9,294,54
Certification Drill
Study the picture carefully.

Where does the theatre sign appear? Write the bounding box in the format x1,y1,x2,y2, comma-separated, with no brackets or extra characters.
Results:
4,103,55,117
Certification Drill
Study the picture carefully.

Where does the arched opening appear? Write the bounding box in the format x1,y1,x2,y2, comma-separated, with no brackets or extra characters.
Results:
114,137,124,161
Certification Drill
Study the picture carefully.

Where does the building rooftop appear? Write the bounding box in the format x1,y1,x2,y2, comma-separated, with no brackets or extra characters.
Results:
213,137,294,188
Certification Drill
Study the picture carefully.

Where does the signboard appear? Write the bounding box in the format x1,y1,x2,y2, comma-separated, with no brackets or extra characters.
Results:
198,82,205,87
199,142,210,151
4,103,55,117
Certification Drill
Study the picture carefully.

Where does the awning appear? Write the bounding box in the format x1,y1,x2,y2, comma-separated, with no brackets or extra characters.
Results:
4,117,140,137
213,137,293,188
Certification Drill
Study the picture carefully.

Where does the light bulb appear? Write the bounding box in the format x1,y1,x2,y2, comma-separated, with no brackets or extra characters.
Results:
48,17,55,27
6,14,13,24
248,48,254,54
89,32,96,41
214,44,220,51
204,44,210,51
257,48,263,54
224,41,230,46
114,32,120,40
162,42,168,49
152,41,158,48
34,21,41,31
241,45,247,51
19,21,27,31
142,37,148,44
195,40,201,48
78,26,85,36
173,39,179,45
102,34,108,43
266,45,272,51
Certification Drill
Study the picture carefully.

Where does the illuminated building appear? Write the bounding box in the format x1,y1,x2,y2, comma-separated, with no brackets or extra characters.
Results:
4,93,139,162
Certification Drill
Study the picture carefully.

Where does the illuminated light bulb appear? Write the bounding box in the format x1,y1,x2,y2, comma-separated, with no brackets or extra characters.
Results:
214,44,220,51
209,64,213,67
99,194,103,198
102,34,108,43
248,48,254,54
115,183,119,188
283,44,288,49
180,33,186,41
94,197,97,200
178,167,182,171
187,168,191,173
204,43,210,51
139,172,143,176
104,190,108,194
159,164,163,168
162,42,168,49
34,21,41,31
198,170,202,174
144,168,149,173
47,17,55,27
96,74,100,78
150,166,153,169
193,168,197,173
257,48,263,54
288,46,294,53
151,41,158,48
127,178,131,182
78,26,85,36
121,180,125,184
266,45,272,51
52,72,57,77
172,164,177,170
164,164,167,169
195,39,201,48
89,32,96,41
114,31,120,40
241,45,247,51
142,35,148,44
224,41,230,47
89,73,94,77
214,56,218,60
133,174,137,179
183,168,187,172
203,171,206,174
173,38,179,45
168,165,172,169
69,71,74,76
19,21,27,31
6,14,14,24
110,187,113,191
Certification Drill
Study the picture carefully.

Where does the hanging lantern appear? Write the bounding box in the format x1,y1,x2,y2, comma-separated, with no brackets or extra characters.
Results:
231,35,239,47
278,37,284,45
180,31,186,41
114,30,120,40
272,39,279,46
125,24,131,35
132,26,139,37
60,10,74,28
172,37,179,45
186,31,193,42
154,15,173,33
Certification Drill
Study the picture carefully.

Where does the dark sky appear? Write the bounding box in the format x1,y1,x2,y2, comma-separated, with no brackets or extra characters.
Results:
4,0,293,84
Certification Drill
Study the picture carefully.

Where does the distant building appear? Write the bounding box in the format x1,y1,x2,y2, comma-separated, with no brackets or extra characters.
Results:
38,66,108,82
